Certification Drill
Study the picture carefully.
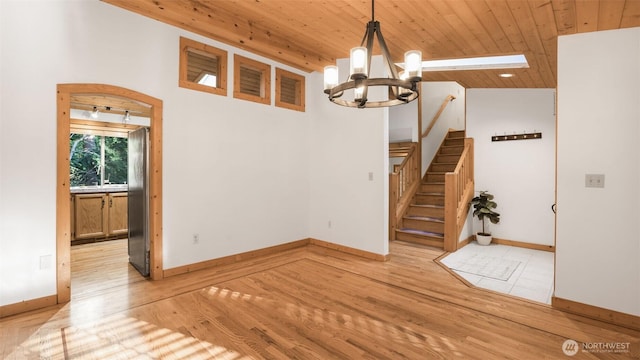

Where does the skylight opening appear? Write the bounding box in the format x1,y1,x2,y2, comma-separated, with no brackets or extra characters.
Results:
398,54,529,72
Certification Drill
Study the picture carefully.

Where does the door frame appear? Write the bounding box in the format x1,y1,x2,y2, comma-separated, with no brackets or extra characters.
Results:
56,84,163,304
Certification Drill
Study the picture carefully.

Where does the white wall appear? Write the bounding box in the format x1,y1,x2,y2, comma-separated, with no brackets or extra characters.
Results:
466,89,556,246
389,99,418,142
308,57,389,256
0,0,391,307
556,27,640,316
0,0,311,305
420,82,466,175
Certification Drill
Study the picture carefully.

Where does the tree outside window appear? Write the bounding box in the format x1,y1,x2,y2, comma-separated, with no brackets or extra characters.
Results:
70,133,127,187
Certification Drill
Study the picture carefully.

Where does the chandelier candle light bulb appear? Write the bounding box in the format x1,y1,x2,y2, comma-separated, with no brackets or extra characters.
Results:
404,50,423,80
398,71,411,97
323,65,339,92
350,47,368,79
354,85,365,101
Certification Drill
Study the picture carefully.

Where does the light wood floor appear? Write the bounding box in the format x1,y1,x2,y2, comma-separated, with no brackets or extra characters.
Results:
1,240,638,359
70,239,146,300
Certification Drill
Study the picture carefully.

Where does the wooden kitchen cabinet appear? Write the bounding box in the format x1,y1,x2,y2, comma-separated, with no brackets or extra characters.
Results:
74,193,108,239
71,192,128,242
108,192,128,237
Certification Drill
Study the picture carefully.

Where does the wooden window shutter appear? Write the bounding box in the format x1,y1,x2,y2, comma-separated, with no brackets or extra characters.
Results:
239,65,263,97
275,68,305,112
233,54,271,105
179,37,227,96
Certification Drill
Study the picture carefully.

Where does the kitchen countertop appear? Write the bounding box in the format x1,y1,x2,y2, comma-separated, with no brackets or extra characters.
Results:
71,185,128,194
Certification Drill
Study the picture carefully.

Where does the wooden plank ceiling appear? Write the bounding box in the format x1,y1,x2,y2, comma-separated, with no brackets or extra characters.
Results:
71,94,152,117
103,0,640,88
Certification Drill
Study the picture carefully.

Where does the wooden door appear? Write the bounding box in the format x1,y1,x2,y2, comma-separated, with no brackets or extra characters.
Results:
74,193,108,239
108,192,128,236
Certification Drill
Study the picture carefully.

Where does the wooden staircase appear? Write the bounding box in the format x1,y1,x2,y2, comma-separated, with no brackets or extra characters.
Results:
395,130,466,249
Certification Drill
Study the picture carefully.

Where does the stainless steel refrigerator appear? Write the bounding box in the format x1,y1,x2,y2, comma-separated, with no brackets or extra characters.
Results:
128,127,150,277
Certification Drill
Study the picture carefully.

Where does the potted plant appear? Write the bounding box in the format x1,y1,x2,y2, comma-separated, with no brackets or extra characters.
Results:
471,191,500,245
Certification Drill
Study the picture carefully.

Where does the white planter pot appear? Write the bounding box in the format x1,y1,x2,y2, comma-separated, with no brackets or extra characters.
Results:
476,233,493,246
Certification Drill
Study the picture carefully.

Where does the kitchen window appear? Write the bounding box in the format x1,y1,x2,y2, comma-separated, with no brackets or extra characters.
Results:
70,133,128,188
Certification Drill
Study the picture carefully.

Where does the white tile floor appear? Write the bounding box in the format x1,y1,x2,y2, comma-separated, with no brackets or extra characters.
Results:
440,242,555,304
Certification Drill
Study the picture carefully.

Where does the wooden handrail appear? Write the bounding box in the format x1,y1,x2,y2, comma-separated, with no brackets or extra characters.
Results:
389,142,420,240
422,95,456,139
443,138,474,252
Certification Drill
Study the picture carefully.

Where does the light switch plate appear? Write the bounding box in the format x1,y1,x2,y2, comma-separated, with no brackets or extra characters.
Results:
585,174,605,188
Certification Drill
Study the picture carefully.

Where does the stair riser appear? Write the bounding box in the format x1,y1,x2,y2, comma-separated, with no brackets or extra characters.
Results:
425,173,445,182
414,194,445,206
440,146,463,155
448,131,465,139
420,183,444,193
407,206,444,218
403,218,444,233
430,163,457,172
395,231,444,248
436,155,460,163
445,138,464,146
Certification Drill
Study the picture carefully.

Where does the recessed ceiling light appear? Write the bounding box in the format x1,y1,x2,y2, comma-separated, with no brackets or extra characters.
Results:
398,54,528,72
499,73,514,78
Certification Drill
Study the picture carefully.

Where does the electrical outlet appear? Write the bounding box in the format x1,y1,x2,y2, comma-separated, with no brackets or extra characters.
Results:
585,174,605,188
368,172,374,181
193,234,200,244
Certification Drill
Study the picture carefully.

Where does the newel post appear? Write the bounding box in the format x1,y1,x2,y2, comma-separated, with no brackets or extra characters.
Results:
444,173,457,252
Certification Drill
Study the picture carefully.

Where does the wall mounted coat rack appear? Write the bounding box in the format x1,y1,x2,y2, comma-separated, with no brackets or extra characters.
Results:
492,132,542,142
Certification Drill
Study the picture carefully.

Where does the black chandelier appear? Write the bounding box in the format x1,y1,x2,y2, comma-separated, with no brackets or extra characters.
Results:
323,0,423,109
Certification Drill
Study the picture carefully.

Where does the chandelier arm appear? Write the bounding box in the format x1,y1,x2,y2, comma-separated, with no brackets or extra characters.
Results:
365,21,376,76
374,23,399,80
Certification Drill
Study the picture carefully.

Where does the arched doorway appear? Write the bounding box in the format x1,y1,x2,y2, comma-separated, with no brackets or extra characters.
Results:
56,84,163,304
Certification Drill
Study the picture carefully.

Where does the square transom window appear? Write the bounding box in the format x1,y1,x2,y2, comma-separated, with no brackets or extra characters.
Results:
179,37,227,96
276,68,305,112
234,54,271,105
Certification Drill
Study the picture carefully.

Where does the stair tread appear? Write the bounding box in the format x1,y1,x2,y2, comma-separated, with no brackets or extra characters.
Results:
397,228,444,238
404,215,445,223
416,192,444,196
409,204,444,209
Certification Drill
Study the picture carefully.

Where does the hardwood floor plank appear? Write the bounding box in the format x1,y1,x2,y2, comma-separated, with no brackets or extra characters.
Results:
1,240,638,359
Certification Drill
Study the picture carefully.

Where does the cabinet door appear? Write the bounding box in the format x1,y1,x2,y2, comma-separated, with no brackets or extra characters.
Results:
74,194,108,239
108,192,128,236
